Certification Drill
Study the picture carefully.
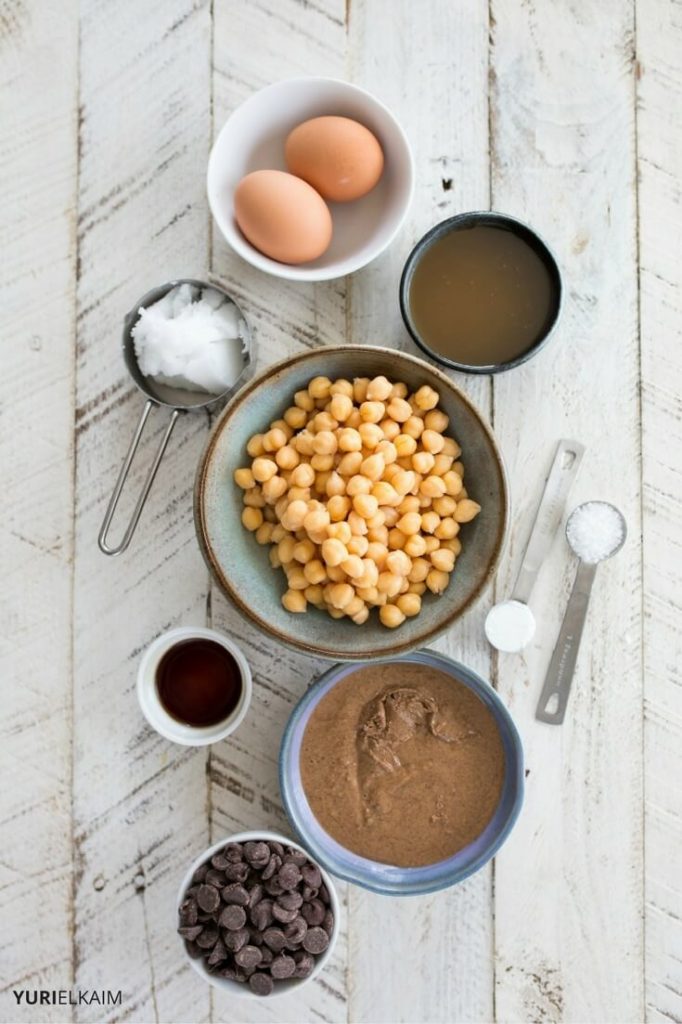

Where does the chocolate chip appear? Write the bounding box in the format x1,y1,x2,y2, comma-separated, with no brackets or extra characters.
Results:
249,972,274,996
270,954,296,979
250,898,273,931
221,883,249,906
210,853,229,871
278,862,302,890
261,854,281,881
219,904,246,931
302,926,329,954
272,902,299,924
301,898,325,926
301,863,322,889
196,925,219,949
196,885,220,914
179,898,198,927
302,884,318,902
259,945,274,966
268,841,284,857
185,940,203,959
192,864,209,884
224,843,244,863
248,883,264,909
244,841,270,866
285,847,307,866
248,926,264,946
223,927,249,953
224,861,249,883
318,882,330,904
278,891,303,911
293,951,315,978
235,944,262,969
205,869,226,888
262,927,287,952
322,910,334,936
264,876,285,896
178,924,203,941
284,916,308,946
219,965,237,980
207,939,227,966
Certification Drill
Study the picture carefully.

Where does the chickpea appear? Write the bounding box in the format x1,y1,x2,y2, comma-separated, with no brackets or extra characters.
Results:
327,606,345,619
432,453,453,477
353,493,379,519
380,604,406,628
278,535,296,563
366,542,388,568
440,470,462,497
294,389,315,411
287,486,311,503
435,516,459,540
409,557,430,583
353,377,370,402
244,487,265,508
241,507,263,531
359,422,384,450
255,522,274,545
454,499,481,523
397,593,421,617
433,495,457,517
394,433,417,458
361,453,385,482
330,378,353,397
281,499,308,531
408,581,427,596
421,475,447,499
328,582,354,609
337,450,363,476
310,453,333,472
377,572,403,598
412,451,435,475
360,400,385,424
423,409,449,432
442,437,462,458
386,397,412,422
262,475,288,503
312,430,338,456
352,605,370,625
246,433,265,457
366,509,387,530
284,405,308,430
392,468,416,495
282,589,307,613
370,480,398,507
347,535,369,557
328,521,352,544
357,585,380,604
308,375,332,399
338,427,363,452
325,471,345,497
344,474,370,497
346,408,362,428
286,566,308,590
293,538,315,563
390,381,408,399
252,457,277,483
322,538,348,567
397,511,422,536
271,524,286,543
263,427,287,451
327,565,345,582
431,547,455,573
387,527,406,550
234,467,255,489
413,385,439,411
330,392,353,422
386,549,411,577
403,415,425,440
341,554,365,578
347,511,369,536
275,445,300,471
376,440,398,465
366,375,393,401
291,463,315,488
304,584,324,606
304,559,327,584
424,535,440,554
358,559,379,589
452,460,464,477
380,418,401,441
421,429,445,454
442,536,462,555
398,495,420,514
404,533,427,558
345,595,366,617
426,568,449,594
382,506,399,528
269,547,282,569
327,494,351,522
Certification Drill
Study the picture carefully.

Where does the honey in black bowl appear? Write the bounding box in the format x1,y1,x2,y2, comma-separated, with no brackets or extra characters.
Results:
156,639,242,727
401,214,561,372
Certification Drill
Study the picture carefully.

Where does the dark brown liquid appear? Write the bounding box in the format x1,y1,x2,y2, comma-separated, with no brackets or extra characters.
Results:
156,639,242,727
408,223,558,367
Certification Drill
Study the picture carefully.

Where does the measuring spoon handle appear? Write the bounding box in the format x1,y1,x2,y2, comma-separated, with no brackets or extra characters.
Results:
535,560,597,724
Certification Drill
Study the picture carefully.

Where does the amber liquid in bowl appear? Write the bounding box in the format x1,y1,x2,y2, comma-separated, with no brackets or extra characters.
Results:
156,639,242,727
408,223,558,367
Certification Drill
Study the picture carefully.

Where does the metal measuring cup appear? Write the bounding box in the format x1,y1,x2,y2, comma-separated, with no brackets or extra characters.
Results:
98,278,253,556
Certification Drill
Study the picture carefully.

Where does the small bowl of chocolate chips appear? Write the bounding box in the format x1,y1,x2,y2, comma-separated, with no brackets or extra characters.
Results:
176,830,340,997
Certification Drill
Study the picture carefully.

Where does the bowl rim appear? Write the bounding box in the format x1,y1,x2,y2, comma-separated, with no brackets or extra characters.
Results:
207,75,415,282
398,210,563,373
194,345,510,661
278,650,525,895
176,829,340,998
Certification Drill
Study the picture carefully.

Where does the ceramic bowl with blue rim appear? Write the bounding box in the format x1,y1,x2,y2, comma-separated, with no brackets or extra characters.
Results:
279,650,524,896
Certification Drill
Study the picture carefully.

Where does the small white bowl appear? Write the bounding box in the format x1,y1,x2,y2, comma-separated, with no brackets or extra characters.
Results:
177,830,340,998
207,77,414,281
136,626,252,746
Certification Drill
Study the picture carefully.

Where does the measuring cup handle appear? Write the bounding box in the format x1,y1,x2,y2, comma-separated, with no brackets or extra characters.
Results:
535,560,598,724
98,400,181,556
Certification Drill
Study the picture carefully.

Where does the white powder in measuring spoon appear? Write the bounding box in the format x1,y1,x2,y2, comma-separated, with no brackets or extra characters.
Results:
566,501,625,563
132,283,247,394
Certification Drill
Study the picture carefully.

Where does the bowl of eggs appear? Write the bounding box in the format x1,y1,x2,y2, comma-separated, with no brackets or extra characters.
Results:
207,77,414,281
194,346,509,661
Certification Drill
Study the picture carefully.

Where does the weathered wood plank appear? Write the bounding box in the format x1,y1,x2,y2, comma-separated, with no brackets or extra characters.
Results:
346,2,495,1022
489,1,644,1021
636,1,682,1020
73,1,213,1021
209,2,348,1021
0,2,78,1021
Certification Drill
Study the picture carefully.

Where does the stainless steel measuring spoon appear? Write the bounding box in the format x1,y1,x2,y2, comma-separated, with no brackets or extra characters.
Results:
98,278,253,556
535,501,627,724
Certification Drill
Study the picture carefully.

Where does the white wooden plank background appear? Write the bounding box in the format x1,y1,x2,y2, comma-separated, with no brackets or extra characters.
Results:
1,1,680,1023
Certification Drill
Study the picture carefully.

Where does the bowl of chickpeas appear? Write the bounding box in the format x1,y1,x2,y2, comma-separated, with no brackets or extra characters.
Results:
194,346,509,660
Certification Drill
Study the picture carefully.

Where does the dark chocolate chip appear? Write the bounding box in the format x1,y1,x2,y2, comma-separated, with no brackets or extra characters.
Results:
270,954,296,979
302,885,319,902
322,909,334,936
192,863,209,884
268,841,284,857
293,951,315,978
277,862,302,890
264,876,285,896
249,972,274,996
284,916,308,946
277,891,303,912
219,904,247,931
262,926,287,952
223,927,249,953
211,853,229,871
303,926,329,954
179,898,198,927
235,944,262,970
219,965,237,980
224,861,249,883
272,902,299,924
178,924,203,941
196,925,219,949
205,869,226,888
196,884,221,914
301,898,325,926
185,939,203,960
224,843,244,863
318,882,330,904
248,926,264,946
250,898,274,931
244,841,270,866
259,945,274,966
301,863,322,889
248,883,264,909
261,854,281,881
284,847,307,866
222,883,249,906
207,939,228,966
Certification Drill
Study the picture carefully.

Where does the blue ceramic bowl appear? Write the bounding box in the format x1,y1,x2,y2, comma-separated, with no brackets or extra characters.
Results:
279,650,524,896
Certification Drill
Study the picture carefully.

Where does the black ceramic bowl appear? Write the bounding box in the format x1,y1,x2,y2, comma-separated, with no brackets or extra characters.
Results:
399,211,563,374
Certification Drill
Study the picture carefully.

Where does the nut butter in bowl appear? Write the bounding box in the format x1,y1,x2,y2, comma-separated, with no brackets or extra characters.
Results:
279,650,523,895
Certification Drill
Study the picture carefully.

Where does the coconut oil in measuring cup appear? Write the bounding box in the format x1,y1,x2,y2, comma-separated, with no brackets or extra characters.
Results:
98,279,254,555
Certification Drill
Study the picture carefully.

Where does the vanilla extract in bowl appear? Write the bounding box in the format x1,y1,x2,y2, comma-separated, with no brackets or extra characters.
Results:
156,638,242,727
400,212,562,373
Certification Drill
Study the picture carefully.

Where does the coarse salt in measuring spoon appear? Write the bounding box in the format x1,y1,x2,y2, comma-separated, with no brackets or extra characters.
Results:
565,500,626,563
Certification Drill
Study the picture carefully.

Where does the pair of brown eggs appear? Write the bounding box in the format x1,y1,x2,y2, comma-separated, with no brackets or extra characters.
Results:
233,116,385,265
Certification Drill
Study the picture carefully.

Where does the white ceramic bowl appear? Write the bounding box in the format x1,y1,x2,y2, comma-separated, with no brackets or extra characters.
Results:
207,77,414,281
136,626,252,746
177,830,340,998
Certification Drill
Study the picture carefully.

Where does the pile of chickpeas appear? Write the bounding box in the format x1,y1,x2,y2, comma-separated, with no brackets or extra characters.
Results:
234,375,481,629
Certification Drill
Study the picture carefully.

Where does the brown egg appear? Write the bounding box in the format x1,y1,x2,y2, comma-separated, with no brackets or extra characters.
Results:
285,116,384,203
234,170,333,264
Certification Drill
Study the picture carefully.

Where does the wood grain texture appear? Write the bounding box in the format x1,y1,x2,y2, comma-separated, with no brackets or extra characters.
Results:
345,2,496,1022
208,2,349,1021
636,1,682,1021
72,1,213,1021
0,3,78,1021
489,1,644,1021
